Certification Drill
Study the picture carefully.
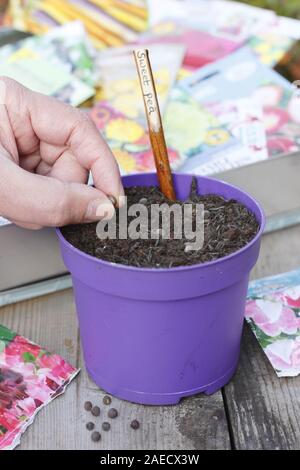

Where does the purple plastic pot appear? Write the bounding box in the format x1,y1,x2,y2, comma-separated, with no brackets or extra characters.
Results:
56,173,265,405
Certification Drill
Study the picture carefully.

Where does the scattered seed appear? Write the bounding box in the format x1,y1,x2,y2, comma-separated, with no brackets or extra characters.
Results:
139,197,147,204
91,431,101,442
103,395,112,406
108,408,118,419
91,406,100,417
84,401,92,411
223,228,239,241
86,422,95,431
62,186,259,269
130,419,140,430
102,422,111,431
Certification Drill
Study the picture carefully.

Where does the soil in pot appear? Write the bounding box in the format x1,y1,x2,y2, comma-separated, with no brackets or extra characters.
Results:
61,179,259,268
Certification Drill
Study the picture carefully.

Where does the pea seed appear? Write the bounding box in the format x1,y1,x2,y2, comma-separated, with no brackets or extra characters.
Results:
108,408,118,419
130,419,140,430
91,431,101,442
102,422,111,431
84,401,92,411
103,395,112,406
91,406,100,417
86,422,94,431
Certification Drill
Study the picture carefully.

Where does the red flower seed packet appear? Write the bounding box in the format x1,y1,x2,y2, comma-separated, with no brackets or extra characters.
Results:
0,325,79,450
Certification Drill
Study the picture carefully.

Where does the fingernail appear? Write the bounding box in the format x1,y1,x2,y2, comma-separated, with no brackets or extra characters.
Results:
118,194,126,208
119,180,125,197
85,199,115,222
117,181,126,208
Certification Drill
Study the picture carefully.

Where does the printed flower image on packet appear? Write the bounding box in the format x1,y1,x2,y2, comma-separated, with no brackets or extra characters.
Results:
90,101,183,174
0,324,79,450
246,269,300,377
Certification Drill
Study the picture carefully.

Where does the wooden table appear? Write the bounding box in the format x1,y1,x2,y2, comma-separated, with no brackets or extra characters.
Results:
1,225,300,450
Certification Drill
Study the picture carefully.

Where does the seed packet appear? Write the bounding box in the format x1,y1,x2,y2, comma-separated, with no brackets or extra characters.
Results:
165,87,267,176
136,21,241,68
205,98,268,163
0,22,96,105
181,47,290,103
24,21,98,87
96,42,185,126
148,0,277,42
181,46,300,159
0,324,79,450
90,101,184,174
3,0,148,48
163,87,239,173
203,0,277,42
248,31,294,67
246,269,300,377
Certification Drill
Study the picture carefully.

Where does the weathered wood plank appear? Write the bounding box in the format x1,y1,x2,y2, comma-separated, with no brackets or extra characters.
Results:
224,225,300,450
0,290,79,450
75,354,230,450
0,289,230,450
7,222,300,449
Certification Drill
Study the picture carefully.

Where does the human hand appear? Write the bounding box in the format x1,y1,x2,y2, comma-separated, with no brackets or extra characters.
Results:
0,77,124,229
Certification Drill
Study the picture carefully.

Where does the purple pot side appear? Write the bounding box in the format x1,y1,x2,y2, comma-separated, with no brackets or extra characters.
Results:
56,173,265,405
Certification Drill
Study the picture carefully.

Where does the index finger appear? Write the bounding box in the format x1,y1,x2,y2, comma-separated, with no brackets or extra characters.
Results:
2,77,124,202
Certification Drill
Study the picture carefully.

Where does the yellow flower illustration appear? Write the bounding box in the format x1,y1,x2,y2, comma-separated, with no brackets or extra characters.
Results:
151,22,176,35
108,78,137,97
177,67,192,81
9,47,38,62
164,99,219,154
255,43,270,54
205,129,230,146
94,86,106,101
153,69,170,96
112,94,140,119
113,149,137,174
106,118,145,143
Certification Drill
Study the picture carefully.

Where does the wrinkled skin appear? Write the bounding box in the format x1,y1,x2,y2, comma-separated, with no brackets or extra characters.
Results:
0,77,123,229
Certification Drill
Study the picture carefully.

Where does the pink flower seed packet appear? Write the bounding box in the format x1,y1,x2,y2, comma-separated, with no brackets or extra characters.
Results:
0,325,79,450
246,270,300,377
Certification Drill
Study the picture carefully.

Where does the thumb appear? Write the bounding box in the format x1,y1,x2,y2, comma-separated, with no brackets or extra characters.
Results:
0,158,115,227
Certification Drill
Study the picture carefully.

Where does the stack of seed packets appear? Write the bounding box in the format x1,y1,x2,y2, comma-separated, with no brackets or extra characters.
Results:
3,0,148,48
178,46,300,174
147,0,277,43
0,324,79,450
246,269,300,378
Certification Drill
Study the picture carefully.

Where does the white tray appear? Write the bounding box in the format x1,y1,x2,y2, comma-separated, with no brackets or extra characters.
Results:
1,151,300,298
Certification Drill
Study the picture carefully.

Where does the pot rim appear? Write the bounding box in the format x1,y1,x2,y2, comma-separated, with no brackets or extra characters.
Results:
56,173,265,273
